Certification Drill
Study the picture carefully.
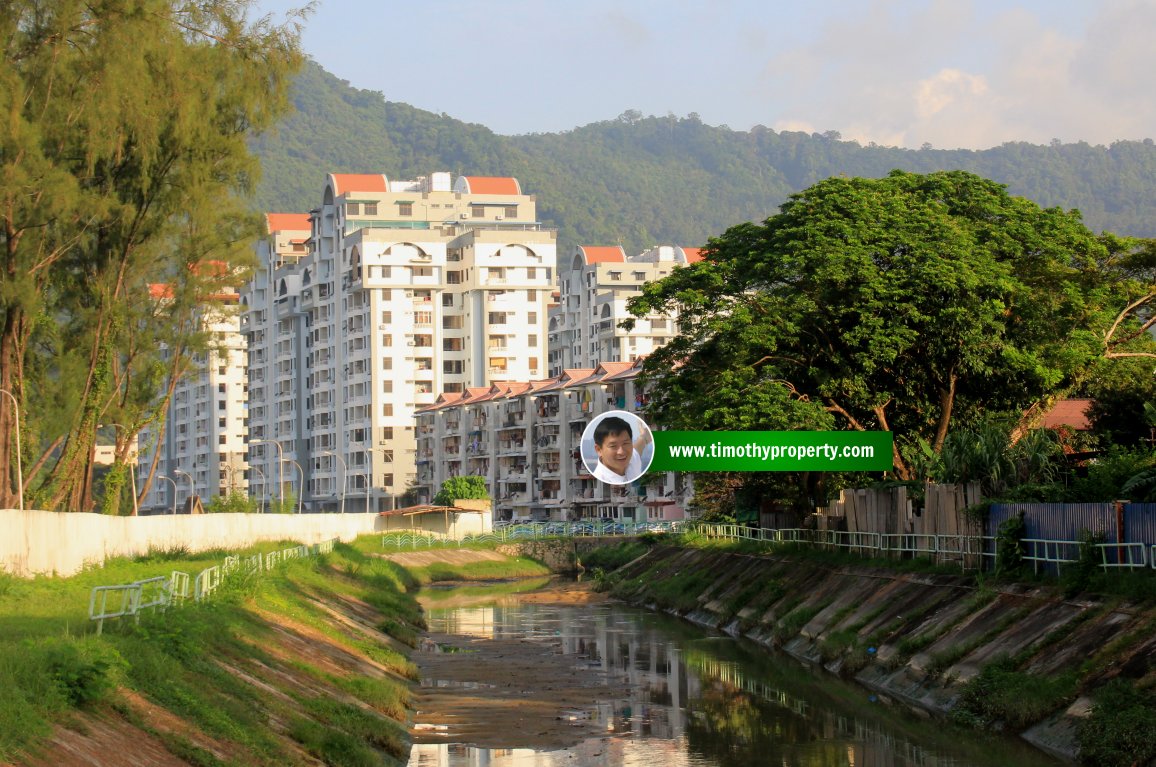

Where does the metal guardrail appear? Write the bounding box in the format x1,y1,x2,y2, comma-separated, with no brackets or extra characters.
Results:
382,520,1154,576
692,525,1149,573
89,539,338,632
381,520,687,550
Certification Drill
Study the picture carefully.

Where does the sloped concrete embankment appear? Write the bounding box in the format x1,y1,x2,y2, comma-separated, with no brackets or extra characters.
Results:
495,538,616,573
608,546,1156,762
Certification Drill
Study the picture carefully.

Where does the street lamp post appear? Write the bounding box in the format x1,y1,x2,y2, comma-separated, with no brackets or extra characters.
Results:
0,388,23,511
250,466,266,514
101,423,138,516
286,459,303,514
158,475,177,515
250,439,283,511
320,451,347,514
173,469,193,513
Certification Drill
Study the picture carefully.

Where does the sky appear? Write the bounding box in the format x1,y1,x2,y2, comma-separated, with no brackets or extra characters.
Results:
251,0,1156,150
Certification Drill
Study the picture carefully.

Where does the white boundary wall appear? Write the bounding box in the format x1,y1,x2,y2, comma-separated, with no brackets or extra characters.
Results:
0,509,386,577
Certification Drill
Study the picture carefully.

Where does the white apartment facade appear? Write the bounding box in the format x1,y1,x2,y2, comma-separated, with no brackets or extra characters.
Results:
548,245,701,376
241,172,557,512
139,283,251,513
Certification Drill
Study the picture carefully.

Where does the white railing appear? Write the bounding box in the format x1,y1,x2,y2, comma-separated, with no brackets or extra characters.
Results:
690,526,1149,573
89,539,338,632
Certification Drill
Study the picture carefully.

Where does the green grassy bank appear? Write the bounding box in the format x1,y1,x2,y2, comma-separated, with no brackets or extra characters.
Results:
0,535,549,766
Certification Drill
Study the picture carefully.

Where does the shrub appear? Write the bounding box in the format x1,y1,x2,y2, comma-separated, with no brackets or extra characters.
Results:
952,656,1076,730
35,638,125,707
1077,680,1156,766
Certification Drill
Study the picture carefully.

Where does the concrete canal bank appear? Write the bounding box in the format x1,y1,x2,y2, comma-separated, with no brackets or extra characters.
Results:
578,544,1156,763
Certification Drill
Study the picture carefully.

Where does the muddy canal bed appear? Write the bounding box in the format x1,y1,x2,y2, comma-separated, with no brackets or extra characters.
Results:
406,579,1061,767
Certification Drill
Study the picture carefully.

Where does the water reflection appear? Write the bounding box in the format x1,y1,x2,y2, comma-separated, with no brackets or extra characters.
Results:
409,591,1060,767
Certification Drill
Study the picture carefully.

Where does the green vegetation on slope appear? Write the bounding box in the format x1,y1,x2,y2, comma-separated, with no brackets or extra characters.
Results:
0,539,424,765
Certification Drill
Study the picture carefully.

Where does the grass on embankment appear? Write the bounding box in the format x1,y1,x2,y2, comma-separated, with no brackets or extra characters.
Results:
0,536,426,766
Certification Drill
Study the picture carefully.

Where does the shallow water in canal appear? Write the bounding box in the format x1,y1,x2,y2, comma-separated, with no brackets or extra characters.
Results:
406,580,1061,767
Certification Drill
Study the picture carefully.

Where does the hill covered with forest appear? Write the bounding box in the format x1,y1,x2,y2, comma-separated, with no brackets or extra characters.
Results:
252,61,1156,255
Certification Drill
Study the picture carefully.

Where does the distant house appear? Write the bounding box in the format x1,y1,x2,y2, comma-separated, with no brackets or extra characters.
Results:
1042,398,1093,431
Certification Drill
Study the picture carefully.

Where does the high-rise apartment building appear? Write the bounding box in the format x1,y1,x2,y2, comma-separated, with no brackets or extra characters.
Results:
138,281,250,513
241,171,557,512
548,245,701,375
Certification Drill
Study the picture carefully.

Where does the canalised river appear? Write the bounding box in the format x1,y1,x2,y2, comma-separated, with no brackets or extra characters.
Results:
406,579,1061,767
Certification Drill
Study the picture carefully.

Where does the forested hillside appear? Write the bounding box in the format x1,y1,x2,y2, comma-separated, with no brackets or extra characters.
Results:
252,62,1156,254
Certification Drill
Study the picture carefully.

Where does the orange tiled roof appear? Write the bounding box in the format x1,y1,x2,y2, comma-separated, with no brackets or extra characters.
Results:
682,247,704,263
460,176,521,195
148,283,173,300
330,173,389,195
266,213,311,233
1042,399,1093,430
579,246,625,265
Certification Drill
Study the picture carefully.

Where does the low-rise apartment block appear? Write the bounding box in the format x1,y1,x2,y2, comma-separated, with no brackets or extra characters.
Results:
415,360,692,523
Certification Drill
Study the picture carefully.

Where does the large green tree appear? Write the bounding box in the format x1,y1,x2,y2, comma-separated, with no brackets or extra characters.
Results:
1,0,304,511
627,170,1155,481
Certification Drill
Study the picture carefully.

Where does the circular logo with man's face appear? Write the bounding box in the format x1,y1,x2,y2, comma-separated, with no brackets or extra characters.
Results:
581,410,654,485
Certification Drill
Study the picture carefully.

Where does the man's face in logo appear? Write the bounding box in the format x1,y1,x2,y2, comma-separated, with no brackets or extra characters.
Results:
595,428,633,476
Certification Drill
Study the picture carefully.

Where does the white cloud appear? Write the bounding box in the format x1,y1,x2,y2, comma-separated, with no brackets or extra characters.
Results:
915,69,988,119
757,0,1156,149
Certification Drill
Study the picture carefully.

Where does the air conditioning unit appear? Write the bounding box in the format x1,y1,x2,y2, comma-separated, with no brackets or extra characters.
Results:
495,215,503,221
378,324,387,330
459,213,468,219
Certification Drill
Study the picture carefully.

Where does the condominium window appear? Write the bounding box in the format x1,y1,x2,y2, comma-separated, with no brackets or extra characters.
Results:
397,202,412,216
382,427,394,440
382,380,392,393
364,203,377,215
444,360,464,374
529,334,538,347
381,311,392,324
382,404,393,416
413,334,432,347
488,312,508,324
446,271,462,284
443,338,463,351
412,266,433,278
527,267,537,279
442,294,454,307
504,206,517,218
470,204,484,218
528,312,537,323
346,202,360,215
633,271,647,281
382,334,392,347
443,315,463,329
414,311,432,325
